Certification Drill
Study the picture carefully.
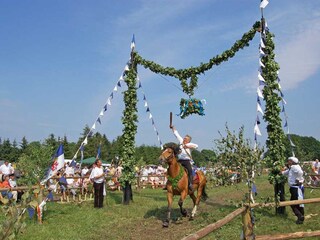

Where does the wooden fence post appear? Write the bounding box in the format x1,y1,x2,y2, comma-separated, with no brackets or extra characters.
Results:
242,206,254,240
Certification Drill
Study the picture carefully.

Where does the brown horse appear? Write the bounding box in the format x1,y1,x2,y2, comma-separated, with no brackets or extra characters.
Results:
159,143,208,227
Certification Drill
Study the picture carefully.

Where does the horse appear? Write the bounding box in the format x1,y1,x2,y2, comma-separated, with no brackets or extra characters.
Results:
159,143,208,227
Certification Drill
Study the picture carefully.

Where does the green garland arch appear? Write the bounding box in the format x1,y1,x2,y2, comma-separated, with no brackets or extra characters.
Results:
134,21,261,96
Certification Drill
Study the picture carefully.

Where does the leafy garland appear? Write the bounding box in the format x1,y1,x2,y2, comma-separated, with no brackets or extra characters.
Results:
119,56,139,187
261,30,286,184
167,163,185,189
134,21,261,96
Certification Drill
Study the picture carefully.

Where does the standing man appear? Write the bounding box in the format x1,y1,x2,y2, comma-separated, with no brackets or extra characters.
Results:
90,159,105,208
171,126,198,191
0,161,14,175
282,156,305,224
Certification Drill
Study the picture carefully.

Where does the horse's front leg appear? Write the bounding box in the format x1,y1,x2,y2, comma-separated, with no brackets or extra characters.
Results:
163,192,173,227
178,191,188,217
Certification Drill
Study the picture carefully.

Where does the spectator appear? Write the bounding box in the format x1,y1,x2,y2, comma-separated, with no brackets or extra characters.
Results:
90,159,105,208
81,166,89,177
66,174,76,198
0,161,14,175
8,174,18,202
0,175,13,200
282,156,305,224
58,173,68,201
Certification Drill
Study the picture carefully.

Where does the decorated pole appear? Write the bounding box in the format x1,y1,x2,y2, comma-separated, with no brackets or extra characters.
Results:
169,112,173,129
120,35,138,204
259,1,287,214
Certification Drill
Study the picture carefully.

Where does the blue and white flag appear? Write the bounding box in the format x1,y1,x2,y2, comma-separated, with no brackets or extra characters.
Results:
41,144,65,183
96,144,101,159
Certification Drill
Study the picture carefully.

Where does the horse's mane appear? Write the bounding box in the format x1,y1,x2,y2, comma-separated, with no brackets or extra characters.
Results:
163,142,181,156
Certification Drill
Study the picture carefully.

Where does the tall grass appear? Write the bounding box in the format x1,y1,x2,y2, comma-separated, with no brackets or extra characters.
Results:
8,175,320,240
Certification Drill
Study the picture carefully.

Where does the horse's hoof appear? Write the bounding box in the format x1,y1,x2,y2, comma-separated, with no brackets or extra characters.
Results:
162,221,169,228
189,216,194,221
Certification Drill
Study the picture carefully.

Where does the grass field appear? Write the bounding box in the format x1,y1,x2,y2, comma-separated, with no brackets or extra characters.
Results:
4,175,320,240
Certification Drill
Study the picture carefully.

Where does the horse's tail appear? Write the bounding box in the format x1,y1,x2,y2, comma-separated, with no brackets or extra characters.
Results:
201,185,208,202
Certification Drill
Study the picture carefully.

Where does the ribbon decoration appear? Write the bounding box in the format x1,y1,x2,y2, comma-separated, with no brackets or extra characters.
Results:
137,76,163,149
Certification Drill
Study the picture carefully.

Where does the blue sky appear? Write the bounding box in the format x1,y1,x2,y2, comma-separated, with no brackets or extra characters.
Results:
0,0,319,151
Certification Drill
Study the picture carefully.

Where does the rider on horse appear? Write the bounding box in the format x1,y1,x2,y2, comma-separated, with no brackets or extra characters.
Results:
171,126,198,192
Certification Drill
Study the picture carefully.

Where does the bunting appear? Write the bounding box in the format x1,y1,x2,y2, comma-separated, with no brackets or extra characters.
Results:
137,76,163,149
253,3,296,156
70,62,129,165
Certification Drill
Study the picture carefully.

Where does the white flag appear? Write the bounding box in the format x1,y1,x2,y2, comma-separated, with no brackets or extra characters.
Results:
257,87,264,99
254,123,262,136
257,102,264,115
260,0,269,9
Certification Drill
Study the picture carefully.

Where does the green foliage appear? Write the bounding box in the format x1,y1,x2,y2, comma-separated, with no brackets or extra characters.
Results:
261,31,287,184
214,124,263,194
119,58,138,187
134,145,162,166
0,188,44,240
17,143,52,185
284,134,320,162
135,21,260,96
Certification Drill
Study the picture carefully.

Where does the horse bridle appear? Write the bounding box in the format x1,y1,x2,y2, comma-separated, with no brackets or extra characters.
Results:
161,148,174,163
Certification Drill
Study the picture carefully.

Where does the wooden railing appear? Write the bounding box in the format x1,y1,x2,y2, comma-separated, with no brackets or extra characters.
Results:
182,198,320,240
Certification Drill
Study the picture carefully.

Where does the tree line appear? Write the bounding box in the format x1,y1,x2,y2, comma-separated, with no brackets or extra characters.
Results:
0,126,319,171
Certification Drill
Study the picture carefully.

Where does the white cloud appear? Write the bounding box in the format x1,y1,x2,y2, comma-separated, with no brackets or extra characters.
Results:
277,20,320,90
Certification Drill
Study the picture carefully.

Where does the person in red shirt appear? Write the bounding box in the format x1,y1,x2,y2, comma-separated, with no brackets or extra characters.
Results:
0,175,13,199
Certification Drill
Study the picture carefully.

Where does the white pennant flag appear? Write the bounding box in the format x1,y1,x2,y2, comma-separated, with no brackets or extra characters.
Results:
144,101,148,107
83,138,88,145
257,87,264,99
124,65,129,71
257,102,264,115
107,97,112,105
282,98,287,105
260,0,269,9
92,123,96,130
260,38,265,48
149,113,152,119
119,75,124,81
254,123,262,136
258,72,265,82
99,110,104,117
278,83,282,89
113,85,118,92
259,58,265,68
259,48,265,56
153,126,157,131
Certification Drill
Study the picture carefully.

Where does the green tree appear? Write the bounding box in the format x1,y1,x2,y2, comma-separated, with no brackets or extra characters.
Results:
17,141,52,185
20,136,29,152
284,134,320,162
214,125,263,200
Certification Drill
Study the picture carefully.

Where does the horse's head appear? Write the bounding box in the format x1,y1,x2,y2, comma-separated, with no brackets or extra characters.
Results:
159,142,180,166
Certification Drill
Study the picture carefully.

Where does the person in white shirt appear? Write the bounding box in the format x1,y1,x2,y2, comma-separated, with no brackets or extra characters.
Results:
90,159,105,208
0,161,14,175
282,156,305,224
172,126,198,192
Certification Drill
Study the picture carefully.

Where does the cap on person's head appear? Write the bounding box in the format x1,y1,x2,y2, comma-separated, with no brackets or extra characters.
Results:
288,156,299,163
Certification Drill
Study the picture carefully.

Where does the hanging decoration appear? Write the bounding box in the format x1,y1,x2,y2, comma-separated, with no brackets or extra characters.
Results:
179,98,205,119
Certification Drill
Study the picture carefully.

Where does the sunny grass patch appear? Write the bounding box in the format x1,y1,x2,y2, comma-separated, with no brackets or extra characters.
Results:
12,175,320,240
